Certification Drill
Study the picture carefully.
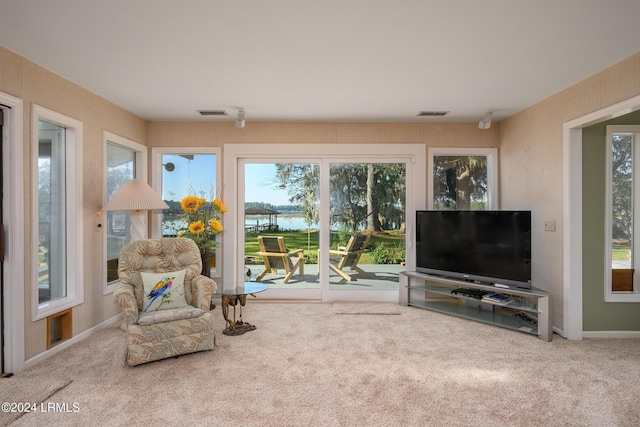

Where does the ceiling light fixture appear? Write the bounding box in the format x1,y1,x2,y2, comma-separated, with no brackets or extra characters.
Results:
478,112,493,129
235,110,246,128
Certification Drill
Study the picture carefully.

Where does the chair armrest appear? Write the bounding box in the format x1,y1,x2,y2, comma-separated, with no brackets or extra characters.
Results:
191,275,217,311
329,249,348,256
329,248,369,256
256,251,291,258
256,249,304,257
113,283,139,326
255,251,273,257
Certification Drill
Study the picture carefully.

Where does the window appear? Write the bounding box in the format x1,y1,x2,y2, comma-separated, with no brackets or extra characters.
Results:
151,147,221,277
103,132,146,294
428,148,498,210
605,125,640,302
32,105,83,321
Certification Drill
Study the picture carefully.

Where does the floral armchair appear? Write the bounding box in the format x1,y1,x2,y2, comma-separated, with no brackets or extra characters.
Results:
113,238,217,366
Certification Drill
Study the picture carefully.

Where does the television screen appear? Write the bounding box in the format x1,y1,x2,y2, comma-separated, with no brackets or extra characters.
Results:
415,210,532,288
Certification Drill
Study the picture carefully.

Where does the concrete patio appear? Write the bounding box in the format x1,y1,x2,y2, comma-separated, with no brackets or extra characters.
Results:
246,263,404,291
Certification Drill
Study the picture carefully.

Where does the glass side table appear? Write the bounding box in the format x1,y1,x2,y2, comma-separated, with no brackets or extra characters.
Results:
214,282,267,336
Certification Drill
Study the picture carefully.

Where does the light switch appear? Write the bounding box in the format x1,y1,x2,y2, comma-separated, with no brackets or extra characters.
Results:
544,220,556,232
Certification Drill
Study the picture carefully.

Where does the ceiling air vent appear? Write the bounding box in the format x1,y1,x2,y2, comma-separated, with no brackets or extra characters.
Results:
197,110,228,116
417,111,450,117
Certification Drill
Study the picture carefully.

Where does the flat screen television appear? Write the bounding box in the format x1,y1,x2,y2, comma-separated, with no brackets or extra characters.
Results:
415,210,532,289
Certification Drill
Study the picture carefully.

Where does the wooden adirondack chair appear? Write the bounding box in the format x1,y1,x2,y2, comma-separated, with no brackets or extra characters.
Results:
255,236,305,284
329,234,371,281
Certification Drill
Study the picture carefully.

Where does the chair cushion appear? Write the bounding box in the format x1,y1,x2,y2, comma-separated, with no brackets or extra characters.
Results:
137,305,204,325
141,269,187,312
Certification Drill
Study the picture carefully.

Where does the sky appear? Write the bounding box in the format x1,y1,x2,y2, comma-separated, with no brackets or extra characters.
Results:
161,155,291,205
244,163,291,206
161,154,216,201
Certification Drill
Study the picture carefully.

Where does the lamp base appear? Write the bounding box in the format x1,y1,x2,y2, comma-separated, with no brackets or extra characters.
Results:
128,211,147,241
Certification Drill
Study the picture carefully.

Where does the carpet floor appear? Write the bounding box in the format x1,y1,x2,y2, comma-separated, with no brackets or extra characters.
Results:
2,302,639,426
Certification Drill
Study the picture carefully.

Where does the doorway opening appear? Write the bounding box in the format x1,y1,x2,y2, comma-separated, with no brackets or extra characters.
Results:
564,94,640,339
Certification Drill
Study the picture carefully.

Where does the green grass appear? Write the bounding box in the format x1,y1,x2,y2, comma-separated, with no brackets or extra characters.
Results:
245,231,318,255
612,247,631,261
244,230,405,264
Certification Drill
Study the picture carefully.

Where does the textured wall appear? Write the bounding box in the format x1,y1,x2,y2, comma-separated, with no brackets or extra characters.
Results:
499,52,640,330
0,46,147,359
147,121,499,146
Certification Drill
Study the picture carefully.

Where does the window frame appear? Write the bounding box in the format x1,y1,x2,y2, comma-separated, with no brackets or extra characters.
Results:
102,131,147,295
31,105,84,321
605,125,640,302
427,147,498,210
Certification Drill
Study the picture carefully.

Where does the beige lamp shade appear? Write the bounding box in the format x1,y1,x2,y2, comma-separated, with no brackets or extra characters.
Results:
102,179,169,212
102,179,168,241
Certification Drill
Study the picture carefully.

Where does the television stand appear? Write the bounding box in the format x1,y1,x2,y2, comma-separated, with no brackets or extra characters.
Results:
400,271,552,341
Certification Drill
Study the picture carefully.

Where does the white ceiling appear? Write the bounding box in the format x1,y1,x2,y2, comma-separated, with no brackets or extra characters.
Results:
1,0,639,123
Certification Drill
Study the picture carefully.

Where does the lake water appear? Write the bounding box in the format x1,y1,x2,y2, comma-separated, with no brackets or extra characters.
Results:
245,215,318,231
164,215,321,235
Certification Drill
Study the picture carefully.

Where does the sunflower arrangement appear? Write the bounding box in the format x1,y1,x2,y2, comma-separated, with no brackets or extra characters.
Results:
177,195,226,253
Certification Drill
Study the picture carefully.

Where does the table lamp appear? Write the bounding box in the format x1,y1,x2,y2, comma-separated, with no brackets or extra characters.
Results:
102,179,169,241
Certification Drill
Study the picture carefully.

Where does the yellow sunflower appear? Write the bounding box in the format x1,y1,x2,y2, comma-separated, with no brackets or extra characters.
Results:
213,198,228,213
188,221,205,235
209,219,223,232
180,196,204,212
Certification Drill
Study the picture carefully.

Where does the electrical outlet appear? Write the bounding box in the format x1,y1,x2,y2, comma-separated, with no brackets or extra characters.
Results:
544,220,556,232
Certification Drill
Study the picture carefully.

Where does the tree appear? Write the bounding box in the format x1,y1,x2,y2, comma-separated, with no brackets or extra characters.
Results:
275,163,406,234
366,164,375,231
611,135,633,241
38,159,51,222
370,163,405,230
106,164,134,200
329,164,369,234
274,164,320,227
433,156,488,210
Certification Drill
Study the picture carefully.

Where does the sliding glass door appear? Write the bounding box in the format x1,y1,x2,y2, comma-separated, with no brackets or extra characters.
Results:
226,144,424,302
327,162,406,299
243,161,321,299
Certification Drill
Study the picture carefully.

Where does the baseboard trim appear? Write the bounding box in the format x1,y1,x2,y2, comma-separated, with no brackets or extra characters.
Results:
582,330,640,339
552,326,640,340
23,313,122,369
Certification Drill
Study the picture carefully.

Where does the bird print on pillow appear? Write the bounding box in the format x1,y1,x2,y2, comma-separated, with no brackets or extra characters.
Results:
144,276,174,311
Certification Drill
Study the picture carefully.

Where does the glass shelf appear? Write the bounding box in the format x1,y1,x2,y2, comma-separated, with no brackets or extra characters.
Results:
408,298,538,336
407,284,540,314
401,271,552,341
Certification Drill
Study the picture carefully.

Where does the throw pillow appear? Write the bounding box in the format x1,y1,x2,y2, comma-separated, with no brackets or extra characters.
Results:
141,269,187,312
